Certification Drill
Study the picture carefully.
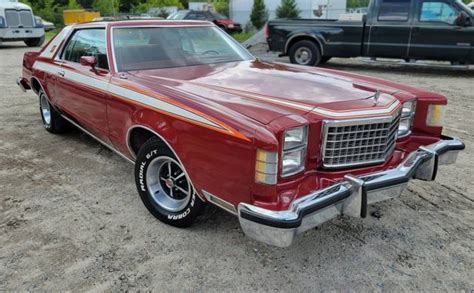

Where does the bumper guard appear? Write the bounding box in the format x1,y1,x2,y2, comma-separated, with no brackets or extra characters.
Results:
238,136,465,247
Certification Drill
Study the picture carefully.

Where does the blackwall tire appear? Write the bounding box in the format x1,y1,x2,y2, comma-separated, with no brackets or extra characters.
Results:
25,36,45,47
289,40,321,66
135,137,204,228
38,90,70,134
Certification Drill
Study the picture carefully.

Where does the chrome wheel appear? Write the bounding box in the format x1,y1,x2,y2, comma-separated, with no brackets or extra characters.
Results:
146,156,191,212
294,47,312,65
40,93,51,126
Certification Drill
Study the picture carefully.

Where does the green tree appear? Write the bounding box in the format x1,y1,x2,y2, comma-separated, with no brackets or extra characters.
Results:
250,0,268,29
92,0,120,15
36,0,62,23
276,0,300,19
212,0,229,17
67,0,83,9
133,0,183,14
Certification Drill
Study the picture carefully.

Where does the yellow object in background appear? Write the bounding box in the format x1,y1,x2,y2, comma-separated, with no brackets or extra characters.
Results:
63,10,101,25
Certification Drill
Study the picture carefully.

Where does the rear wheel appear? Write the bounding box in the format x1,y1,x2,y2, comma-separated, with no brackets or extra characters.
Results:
289,40,321,66
25,36,45,47
38,90,70,134
135,137,205,227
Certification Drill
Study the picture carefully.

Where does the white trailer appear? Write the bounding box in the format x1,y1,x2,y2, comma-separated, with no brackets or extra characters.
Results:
230,0,347,27
0,0,45,47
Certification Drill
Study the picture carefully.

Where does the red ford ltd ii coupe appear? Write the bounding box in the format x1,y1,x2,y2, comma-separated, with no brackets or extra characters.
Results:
18,20,465,247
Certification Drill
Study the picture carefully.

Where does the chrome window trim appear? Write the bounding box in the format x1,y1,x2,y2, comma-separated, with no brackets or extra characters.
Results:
57,27,110,71
109,24,255,73
320,114,400,169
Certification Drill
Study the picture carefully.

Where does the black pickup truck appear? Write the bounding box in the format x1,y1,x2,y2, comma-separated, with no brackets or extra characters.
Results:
267,0,474,66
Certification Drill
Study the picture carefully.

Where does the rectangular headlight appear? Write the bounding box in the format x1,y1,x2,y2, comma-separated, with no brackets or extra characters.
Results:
426,104,446,127
282,148,306,175
284,126,308,150
255,149,278,185
398,100,416,138
282,126,308,177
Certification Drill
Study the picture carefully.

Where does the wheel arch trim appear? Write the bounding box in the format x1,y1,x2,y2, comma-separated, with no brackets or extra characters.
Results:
284,33,325,56
126,124,206,202
30,76,46,95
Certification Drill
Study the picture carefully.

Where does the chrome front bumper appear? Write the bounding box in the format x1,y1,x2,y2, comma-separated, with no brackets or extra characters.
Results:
16,77,28,92
238,136,465,247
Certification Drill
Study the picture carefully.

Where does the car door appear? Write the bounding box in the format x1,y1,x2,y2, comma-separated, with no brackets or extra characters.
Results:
366,0,413,58
55,28,111,142
409,0,472,62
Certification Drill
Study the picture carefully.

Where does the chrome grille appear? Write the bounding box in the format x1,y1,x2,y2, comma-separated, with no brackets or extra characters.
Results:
19,10,34,27
5,9,34,28
322,114,401,168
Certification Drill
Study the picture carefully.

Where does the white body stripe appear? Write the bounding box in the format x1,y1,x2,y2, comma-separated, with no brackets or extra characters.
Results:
32,61,222,129
39,26,73,59
200,83,400,118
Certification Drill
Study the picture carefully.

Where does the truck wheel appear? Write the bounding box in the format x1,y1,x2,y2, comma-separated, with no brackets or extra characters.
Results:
38,89,70,134
24,36,45,47
289,40,321,66
135,137,205,228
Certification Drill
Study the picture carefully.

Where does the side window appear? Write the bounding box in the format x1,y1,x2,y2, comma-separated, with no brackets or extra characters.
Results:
378,0,412,21
187,12,207,20
420,1,458,24
186,13,198,19
62,29,109,70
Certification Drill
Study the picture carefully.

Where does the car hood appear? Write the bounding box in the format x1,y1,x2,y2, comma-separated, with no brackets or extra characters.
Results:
129,60,400,124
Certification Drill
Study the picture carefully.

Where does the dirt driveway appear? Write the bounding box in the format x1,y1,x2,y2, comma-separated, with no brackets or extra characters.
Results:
1,42,473,291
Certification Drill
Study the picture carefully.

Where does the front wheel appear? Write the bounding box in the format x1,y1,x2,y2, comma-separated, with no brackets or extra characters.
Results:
135,137,205,227
288,40,322,66
25,36,45,47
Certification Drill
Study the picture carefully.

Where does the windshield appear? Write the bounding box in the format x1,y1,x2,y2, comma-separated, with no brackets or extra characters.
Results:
113,26,253,72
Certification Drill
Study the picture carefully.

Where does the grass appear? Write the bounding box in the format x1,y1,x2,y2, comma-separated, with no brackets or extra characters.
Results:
230,32,254,43
45,31,57,40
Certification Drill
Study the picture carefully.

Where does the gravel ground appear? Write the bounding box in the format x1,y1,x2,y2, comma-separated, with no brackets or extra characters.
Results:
1,42,473,291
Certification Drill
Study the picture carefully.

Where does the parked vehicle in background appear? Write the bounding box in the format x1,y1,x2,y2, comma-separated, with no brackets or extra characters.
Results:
267,0,474,66
167,10,242,33
0,0,44,47
34,16,55,32
63,9,100,25
17,20,464,247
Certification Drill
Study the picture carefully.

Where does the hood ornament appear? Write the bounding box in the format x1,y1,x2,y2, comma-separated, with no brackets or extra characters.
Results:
372,90,381,106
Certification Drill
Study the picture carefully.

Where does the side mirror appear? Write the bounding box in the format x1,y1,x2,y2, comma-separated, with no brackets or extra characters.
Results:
455,11,470,27
80,56,97,71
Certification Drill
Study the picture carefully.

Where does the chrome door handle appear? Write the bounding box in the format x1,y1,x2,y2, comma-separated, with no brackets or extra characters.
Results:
57,70,65,77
